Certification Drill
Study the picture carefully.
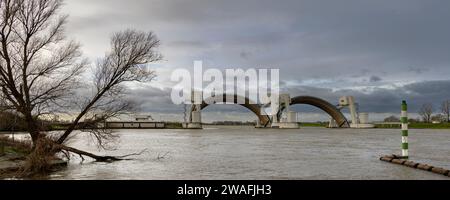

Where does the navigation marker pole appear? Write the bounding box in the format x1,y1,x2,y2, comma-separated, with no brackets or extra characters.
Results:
401,100,409,159
380,101,450,177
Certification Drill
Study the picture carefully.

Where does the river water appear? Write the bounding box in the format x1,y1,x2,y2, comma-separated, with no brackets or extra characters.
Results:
48,126,450,180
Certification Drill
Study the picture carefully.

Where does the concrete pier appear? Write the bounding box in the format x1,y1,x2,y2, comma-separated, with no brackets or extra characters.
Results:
276,95,300,129
186,123,202,129
106,122,166,129
278,111,300,129
186,111,203,129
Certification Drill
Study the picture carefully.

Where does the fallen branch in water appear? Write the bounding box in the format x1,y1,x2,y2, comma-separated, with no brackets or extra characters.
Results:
57,144,147,162
116,149,149,159
157,152,170,160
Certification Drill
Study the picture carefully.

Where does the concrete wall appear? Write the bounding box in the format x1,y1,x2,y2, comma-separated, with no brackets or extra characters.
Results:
107,123,124,128
123,123,140,128
106,122,166,129
140,123,156,128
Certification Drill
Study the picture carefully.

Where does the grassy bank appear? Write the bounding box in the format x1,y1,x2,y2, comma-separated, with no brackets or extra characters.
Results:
375,123,450,129
299,122,450,129
298,122,450,129
0,137,32,179
165,122,183,129
0,137,32,155
0,136,69,179
300,123,328,128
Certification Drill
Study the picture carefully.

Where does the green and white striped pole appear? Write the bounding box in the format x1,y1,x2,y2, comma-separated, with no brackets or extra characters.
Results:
401,100,409,159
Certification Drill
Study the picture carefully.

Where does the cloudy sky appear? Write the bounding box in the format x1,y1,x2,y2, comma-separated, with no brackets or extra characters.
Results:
62,0,450,122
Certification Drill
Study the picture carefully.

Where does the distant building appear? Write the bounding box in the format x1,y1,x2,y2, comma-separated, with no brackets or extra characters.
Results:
135,115,154,122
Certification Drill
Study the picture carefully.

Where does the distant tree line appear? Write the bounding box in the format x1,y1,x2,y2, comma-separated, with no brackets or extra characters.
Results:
0,111,26,131
0,111,62,132
384,100,450,123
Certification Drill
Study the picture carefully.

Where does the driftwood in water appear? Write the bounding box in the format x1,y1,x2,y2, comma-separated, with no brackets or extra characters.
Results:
380,155,450,177
58,144,147,162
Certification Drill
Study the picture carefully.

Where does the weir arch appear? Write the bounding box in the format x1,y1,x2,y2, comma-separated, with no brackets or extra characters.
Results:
189,94,271,127
187,93,349,128
278,96,349,128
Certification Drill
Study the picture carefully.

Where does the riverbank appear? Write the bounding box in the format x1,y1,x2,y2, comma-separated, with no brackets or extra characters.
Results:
300,122,450,129
300,123,329,128
0,137,32,179
0,137,68,179
375,123,450,129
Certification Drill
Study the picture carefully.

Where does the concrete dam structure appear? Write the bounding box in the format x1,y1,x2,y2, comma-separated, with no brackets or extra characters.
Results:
186,92,370,129
280,96,350,128
189,94,272,128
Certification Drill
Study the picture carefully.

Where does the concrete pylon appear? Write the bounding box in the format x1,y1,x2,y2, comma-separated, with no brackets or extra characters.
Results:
187,91,203,129
339,96,375,129
276,94,300,129
328,118,338,128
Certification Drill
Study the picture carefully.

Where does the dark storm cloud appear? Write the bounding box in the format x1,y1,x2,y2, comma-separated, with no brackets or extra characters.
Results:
63,0,450,115
126,80,450,116
126,86,249,114
369,76,382,83
286,80,450,113
126,87,183,113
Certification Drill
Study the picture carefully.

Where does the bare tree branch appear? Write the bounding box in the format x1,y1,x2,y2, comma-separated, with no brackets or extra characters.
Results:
419,103,433,123
56,29,161,144
0,0,161,169
441,100,450,123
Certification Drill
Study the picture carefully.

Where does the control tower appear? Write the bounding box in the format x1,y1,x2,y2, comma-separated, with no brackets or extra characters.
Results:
336,96,375,129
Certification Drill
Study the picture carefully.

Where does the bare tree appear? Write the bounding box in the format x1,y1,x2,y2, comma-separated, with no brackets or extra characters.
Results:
384,115,400,122
431,114,445,123
0,0,161,164
441,100,450,123
1,0,85,142
419,103,433,123
56,29,160,144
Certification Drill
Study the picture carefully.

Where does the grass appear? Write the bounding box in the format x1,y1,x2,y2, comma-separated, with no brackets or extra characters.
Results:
375,123,450,129
299,122,450,129
0,136,32,155
165,122,183,129
1,136,69,179
3,146,30,156
300,123,328,127
0,136,32,179
409,123,450,129
49,124,70,130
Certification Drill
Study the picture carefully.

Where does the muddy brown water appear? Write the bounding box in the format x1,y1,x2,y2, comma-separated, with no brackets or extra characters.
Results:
7,126,450,180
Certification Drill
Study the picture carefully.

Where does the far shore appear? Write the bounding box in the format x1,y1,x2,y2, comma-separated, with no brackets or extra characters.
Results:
1,122,450,134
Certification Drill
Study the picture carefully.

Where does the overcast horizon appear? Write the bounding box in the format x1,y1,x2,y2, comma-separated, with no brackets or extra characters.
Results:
61,0,450,122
